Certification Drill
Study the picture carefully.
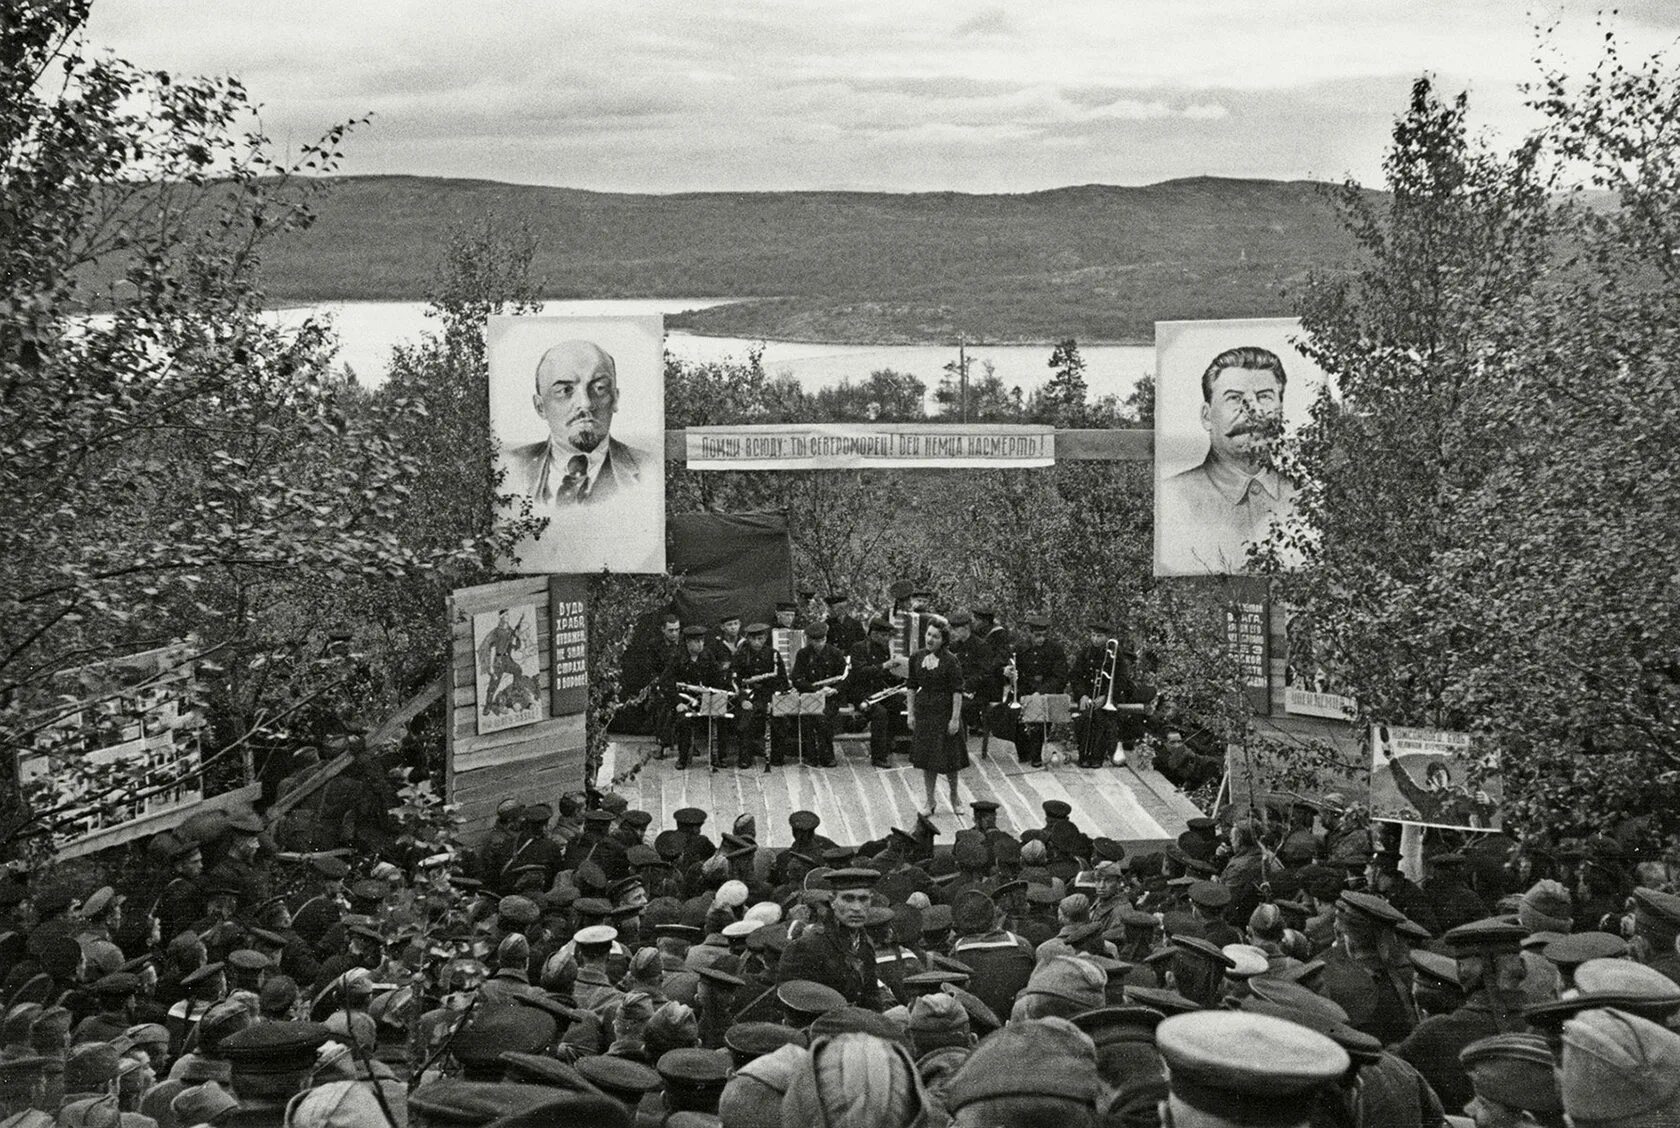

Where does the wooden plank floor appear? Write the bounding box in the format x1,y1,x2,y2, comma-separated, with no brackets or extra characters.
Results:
610,730,1204,850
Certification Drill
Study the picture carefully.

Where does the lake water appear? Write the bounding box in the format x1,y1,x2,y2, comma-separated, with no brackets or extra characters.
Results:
274,299,1157,402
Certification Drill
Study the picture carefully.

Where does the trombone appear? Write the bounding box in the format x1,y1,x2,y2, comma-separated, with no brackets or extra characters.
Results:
1078,640,1120,766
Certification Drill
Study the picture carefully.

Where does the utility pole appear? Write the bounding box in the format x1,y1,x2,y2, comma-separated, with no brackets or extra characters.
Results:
958,337,969,422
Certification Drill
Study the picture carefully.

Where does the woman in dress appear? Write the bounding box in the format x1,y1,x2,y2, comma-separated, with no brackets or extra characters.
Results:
906,616,967,816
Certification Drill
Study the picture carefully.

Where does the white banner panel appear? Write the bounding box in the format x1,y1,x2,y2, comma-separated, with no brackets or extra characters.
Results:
686,423,1055,470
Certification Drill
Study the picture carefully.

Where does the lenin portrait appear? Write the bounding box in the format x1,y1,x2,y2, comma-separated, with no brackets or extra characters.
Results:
1154,318,1322,576
489,314,665,573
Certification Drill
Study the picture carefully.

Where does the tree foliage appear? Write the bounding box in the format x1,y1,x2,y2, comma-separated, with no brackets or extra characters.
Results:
1266,41,1680,841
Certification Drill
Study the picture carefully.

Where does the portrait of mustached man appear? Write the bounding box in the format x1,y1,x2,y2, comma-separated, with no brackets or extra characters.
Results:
1158,344,1298,572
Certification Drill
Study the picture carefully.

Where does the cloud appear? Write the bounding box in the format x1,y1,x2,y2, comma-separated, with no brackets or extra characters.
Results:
954,7,1016,37
78,0,1680,193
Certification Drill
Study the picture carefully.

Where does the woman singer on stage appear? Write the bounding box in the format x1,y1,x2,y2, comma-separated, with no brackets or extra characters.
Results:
906,616,967,815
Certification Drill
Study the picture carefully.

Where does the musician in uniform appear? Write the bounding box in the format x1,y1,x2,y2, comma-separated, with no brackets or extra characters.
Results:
847,618,905,768
972,605,1011,754
1070,622,1124,768
706,614,746,765
732,623,783,771
1012,613,1069,768
625,612,683,754
824,594,866,653
774,600,801,630
663,625,721,770
792,621,848,767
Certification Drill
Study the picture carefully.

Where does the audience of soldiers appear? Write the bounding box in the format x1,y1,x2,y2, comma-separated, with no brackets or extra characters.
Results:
0,782,1677,1127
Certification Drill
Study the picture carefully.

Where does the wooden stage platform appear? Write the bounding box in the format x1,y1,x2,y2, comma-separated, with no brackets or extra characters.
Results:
602,731,1205,851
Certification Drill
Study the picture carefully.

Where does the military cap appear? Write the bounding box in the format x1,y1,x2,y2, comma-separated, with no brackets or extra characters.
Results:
865,617,892,634
903,969,970,995
724,1022,806,1067
942,1018,1103,1111
821,845,857,865
492,896,538,928
227,811,265,834
173,1081,240,1124
79,887,124,919
64,1041,121,1091
950,889,997,935
657,1046,729,1094
90,971,140,997
777,599,798,610
804,620,829,639
777,980,845,1021
573,924,618,947
608,876,645,902
1247,976,1349,1024
573,897,613,919
1570,958,1680,1018
1124,985,1201,1016
887,580,915,601
722,919,764,940
1022,612,1051,629
674,807,708,827
1187,881,1231,910
1561,1008,1680,1124
180,961,226,988
1170,934,1236,969
225,947,270,972
580,809,614,827
908,992,970,1039
1042,799,1072,821
1157,1011,1349,1119
1633,886,1680,931
450,1007,557,1072
810,1005,906,1043
125,1021,169,1049
695,965,744,990
1459,1033,1563,1114
920,904,953,936
1396,917,1433,943
1024,884,1061,907
1543,931,1629,967
653,830,687,861
654,923,704,944
1185,816,1218,835
1239,996,1381,1066
824,868,878,891
743,622,770,637
1221,944,1270,979
1408,949,1462,991
575,1054,662,1105
626,844,662,868
947,609,973,627
1092,838,1126,862
495,797,524,817
219,1019,331,1088
410,1079,577,1123
823,593,850,606
1021,955,1107,1011
681,625,708,639
968,799,1000,817
1444,917,1530,955
1071,1005,1166,1047
1337,890,1407,926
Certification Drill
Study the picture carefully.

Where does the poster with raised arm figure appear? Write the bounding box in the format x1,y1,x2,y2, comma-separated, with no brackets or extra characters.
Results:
1369,724,1503,832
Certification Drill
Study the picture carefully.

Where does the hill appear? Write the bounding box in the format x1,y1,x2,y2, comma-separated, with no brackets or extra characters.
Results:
255,175,1366,343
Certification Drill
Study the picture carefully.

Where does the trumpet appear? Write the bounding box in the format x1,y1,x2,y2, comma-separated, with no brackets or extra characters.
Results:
861,684,908,709
1002,651,1021,711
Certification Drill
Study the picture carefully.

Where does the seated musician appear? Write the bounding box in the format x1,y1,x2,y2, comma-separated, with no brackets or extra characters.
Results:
733,623,783,771
847,618,906,768
791,622,848,768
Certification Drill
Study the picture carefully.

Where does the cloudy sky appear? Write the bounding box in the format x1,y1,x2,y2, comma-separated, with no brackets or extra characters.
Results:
85,0,1680,194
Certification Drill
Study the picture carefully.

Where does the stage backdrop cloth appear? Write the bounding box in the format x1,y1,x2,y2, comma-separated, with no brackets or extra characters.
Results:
669,511,795,630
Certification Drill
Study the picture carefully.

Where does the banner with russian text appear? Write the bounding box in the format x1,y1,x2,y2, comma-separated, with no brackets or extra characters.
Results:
686,424,1056,470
